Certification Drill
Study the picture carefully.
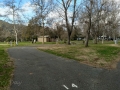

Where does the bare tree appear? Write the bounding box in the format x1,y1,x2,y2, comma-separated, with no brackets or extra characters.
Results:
80,0,94,47
31,0,54,44
3,0,23,45
107,0,120,44
80,0,120,45
56,0,80,45
97,0,120,44
55,23,65,40
90,0,106,44
100,0,110,44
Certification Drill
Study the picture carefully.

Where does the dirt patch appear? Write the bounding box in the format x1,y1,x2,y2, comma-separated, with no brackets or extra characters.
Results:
38,44,67,50
79,57,120,70
0,44,9,45
108,44,120,47
80,48,95,53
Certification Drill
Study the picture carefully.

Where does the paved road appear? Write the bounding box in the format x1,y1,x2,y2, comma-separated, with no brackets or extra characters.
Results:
8,47,120,90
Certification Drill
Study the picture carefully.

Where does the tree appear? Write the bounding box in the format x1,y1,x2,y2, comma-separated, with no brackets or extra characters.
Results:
55,23,65,40
0,27,4,41
3,0,23,45
22,20,37,41
56,0,80,45
71,24,81,40
31,0,54,44
80,0,120,46
100,0,110,44
107,0,120,44
80,0,94,47
91,0,107,44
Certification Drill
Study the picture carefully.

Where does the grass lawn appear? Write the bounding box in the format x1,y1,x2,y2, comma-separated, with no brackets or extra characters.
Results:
10,41,56,46
38,40,120,69
0,40,119,90
0,40,119,89
0,45,13,90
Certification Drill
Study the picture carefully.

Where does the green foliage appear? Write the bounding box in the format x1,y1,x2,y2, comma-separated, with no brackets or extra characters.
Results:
6,37,15,42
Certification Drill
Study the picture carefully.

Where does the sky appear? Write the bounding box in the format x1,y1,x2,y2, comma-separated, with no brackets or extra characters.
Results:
0,0,62,25
0,0,63,25
0,0,35,25
0,0,120,25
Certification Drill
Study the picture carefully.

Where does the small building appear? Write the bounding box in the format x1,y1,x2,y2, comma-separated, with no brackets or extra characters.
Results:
38,35,56,42
38,35,50,42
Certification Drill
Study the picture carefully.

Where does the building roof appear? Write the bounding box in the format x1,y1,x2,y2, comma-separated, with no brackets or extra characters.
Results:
38,35,50,38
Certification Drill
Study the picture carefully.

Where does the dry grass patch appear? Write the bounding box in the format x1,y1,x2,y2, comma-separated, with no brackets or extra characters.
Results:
38,43,120,69
108,44,120,47
38,44,67,50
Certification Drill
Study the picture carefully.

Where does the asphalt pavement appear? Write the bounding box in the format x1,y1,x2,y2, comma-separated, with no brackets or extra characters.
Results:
8,47,120,90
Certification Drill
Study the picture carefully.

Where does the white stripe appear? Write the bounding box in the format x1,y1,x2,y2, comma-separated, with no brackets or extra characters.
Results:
72,83,78,88
63,85,69,90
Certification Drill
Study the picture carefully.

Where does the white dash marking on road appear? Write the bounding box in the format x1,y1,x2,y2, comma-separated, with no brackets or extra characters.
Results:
63,85,69,89
72,83,78,88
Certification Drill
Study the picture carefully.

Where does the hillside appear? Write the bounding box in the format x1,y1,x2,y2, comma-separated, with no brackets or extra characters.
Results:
0,20,25,30
0,20,15,31
0,20,26,41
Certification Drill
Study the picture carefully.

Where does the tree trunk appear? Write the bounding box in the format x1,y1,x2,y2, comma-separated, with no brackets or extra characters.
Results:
14,25,18,45
114,33,117,44
85,33,89,47
67,31,71,45
15,31,18,45
102,32,104,44
85,20,91,47
94,34,97,44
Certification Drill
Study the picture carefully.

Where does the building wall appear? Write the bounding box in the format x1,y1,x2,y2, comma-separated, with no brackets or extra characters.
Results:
38,37,50,42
